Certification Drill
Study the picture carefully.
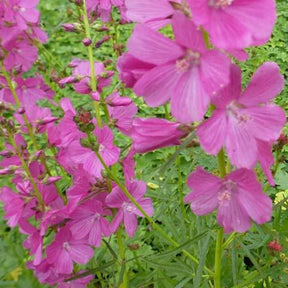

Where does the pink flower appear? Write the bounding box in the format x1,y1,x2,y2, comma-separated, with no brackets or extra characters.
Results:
106,180,153,237
131,118,186,153
70,199,111,247
108,95,138,135
185,167,272,233
3,0,40,30
197,63,285,185
69,126,120,178
60,59,113,95
188,0,276,50
4,38,38,72
128,12,230,123
46,227,94,274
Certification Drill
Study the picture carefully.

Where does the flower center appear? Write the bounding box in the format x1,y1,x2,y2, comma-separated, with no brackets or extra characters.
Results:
176,50,200,72
218,180,237,206
226,101,250,124
122,202,136,213
98,144,105,152
63,242,71,251
209,0,234,9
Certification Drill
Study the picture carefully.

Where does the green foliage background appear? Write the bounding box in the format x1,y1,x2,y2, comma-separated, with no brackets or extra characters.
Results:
0,0,288,287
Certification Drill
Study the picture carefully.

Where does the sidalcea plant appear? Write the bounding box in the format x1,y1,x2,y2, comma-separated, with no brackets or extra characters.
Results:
0,0,286,287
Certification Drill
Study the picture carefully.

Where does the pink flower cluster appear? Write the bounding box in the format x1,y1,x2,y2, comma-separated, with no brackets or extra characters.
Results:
0,0,286,286
120,0,284,233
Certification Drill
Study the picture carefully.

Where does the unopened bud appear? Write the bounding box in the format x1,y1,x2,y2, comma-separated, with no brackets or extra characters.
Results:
95,35,110,48
62,23,76,32
17,107,25,114
83,38,92,47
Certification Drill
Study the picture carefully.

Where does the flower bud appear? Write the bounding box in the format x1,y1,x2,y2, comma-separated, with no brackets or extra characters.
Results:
17,107,25,114
83,38,92,47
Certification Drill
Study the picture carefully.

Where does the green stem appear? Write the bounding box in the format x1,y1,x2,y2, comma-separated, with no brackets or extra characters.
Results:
164,104,170,120
93,149,213,276
214,228,224,288
214,149,226,288
116,227,128,287
82,0,110,127
7,132,45,208
177,156,186,219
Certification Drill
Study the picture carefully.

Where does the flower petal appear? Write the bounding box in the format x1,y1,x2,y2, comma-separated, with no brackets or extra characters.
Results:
171,67,210,123
185,167,221,215
134,63,180,107
128,25,184,65
239,62,285,106
197,110,227,155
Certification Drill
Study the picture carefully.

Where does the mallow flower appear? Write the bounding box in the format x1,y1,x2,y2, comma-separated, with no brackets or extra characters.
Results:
197,62,285,185
128,12,230,123
106,180,153,237
185,167,272,233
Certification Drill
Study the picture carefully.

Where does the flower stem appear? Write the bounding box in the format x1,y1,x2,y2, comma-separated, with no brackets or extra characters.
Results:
82,0,110,127
116,227,128,287
214,149,226,288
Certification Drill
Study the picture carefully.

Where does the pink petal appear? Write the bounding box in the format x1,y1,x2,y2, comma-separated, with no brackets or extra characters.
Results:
239,62,285,106
70,218,93,240
70,244,94,265
126,0,174,23
207,9,251,50
225,116,257,168
129,180,147,199
56,250,73,274
171,66,210,123
257,140,275,186
245,105,286,142
128,25,184,65
185,167,222,215
217,195,251,233
89,221,102,247
134,198,154,217
227,0,276,45
229,169,272,225
212,64,242,107
172,12,206,52
124,212,138,237
134,63,180,107
200,50,231,95
197,110,227,155
106,187,128,208
111,210,124,233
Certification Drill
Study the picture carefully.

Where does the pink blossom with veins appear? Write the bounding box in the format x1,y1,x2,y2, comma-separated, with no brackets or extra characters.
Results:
106,180,153,237
60,59,113,95
188,0,276,50
128,12,231,123
46,227,94,275
197,62,285,185
3,38,38,72
68,126,120,178
2,0,40,30
69,198,112,247
185,167,272,233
